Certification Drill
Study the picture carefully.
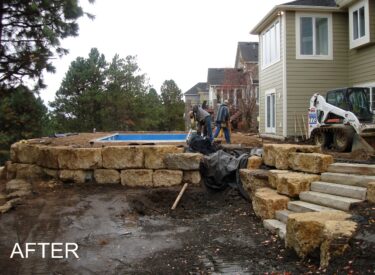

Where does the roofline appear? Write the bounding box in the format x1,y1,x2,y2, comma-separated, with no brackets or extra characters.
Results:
250,5,342,34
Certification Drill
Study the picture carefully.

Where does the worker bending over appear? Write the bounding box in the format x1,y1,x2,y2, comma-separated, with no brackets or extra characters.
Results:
190,105,213,142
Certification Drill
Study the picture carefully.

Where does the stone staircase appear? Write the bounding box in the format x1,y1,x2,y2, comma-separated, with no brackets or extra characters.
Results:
263,162,374,239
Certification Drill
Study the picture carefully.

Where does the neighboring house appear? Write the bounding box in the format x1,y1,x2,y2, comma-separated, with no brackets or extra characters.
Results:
184,82,209,106
235,42,260,130
207,68,247,108
251,0,375,139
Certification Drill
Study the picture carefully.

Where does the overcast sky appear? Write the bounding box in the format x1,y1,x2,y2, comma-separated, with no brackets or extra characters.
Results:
41,0,286,105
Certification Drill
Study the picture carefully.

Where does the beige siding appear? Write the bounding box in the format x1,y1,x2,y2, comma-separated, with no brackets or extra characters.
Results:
349,1,375,85
259,18,284,137
285,12,349,137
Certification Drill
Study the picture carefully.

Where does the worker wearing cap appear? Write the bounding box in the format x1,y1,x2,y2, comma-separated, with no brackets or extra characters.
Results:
214,100,231,143
190,105,213,141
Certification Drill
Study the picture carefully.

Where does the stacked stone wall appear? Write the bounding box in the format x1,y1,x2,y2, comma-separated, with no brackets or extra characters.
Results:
5,143,203,188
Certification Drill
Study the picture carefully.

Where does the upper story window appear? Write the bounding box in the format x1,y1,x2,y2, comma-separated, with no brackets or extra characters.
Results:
261,20,280,69
296,13,332,60
349,0,370,49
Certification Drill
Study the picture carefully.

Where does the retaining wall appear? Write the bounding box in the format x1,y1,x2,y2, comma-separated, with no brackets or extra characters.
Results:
5,142,203,187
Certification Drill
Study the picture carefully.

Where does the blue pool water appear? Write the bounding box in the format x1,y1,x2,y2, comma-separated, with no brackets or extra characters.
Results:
97,133,188,143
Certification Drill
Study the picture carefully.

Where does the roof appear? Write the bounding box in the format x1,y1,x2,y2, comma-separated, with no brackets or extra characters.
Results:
251,0,341,34
283,0,337,7
184,82,208,96
207,68,247,86
235,42,258,67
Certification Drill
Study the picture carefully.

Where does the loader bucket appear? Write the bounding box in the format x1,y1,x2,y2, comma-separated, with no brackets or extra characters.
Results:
352,133,375,154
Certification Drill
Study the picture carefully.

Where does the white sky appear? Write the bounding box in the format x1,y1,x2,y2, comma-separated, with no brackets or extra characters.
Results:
41,0,286,105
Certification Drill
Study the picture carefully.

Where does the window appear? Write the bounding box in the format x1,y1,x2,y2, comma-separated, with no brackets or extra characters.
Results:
349,0,370,48
262,21,280,69
265,89,276,133
296,13,332,59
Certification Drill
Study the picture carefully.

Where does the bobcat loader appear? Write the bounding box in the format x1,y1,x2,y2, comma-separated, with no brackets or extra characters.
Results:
308,87,375,153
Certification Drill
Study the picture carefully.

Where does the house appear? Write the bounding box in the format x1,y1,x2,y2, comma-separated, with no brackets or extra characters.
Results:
235,42,260,130
207,68,247,109
251,0,375,139
184,82,209,107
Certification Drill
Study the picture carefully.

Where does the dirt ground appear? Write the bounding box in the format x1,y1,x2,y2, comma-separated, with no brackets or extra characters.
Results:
0,183,374,274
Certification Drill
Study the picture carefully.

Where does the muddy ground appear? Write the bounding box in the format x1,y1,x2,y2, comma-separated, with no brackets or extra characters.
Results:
0,183,374,274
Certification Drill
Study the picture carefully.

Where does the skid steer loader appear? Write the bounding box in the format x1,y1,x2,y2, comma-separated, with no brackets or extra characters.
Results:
308,87,375,153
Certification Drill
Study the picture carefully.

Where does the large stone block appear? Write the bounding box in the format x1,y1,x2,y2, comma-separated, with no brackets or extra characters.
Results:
37,146,63,169
239,169,269,200
94,169,120,184
367,182,375,203
252,188,290,219
247,155,263,170
183,171,202,186
288,153,334,174
144,145,184,169
269,170,320,197
13,163,44,180
6,179,32,192
286,211,356,267
121,169,153,187
320,220,358,267
4,161,16,180
58,148,102,170
3,162,43,180
263,144,321,169
59,170,91,184
153,170,183,187
164,153,202,170
102,146,144,169
10,143,41,164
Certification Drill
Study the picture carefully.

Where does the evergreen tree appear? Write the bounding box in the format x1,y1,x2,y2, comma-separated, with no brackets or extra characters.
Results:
50,48,106,132
160,80,185,131
102,55,148,131
0,0,94,89
0,86,48,164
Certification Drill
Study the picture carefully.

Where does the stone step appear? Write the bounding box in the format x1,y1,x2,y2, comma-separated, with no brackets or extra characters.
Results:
321,172,375,188
328,163,375,176
275,209,294,224
311,181,367,200
299,191,363,211
263,219,286,239
288,200,335,213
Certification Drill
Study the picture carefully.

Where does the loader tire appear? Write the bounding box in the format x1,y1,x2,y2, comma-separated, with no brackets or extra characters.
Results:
312,130,330,149
333,129,353,152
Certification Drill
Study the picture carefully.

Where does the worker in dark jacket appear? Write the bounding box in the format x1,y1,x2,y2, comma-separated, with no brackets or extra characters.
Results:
213,100,231,143
190,105,213,141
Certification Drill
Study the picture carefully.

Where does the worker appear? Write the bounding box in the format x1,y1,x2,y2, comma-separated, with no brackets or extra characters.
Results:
214,100,231,143
190,105,213,141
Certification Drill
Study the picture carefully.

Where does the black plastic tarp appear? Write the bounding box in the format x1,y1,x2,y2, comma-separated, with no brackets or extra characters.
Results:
199,150,250,200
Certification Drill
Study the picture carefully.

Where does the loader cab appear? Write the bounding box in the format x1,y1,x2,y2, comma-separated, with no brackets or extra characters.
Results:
326,87,372,123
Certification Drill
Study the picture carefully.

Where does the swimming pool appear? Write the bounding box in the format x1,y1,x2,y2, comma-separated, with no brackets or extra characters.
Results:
96,133,188,143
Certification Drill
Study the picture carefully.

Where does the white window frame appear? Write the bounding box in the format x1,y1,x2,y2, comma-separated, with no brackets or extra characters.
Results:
261,20,281,70
265,89,276,133
296,12,333,60
349,0,370,49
